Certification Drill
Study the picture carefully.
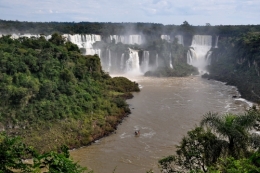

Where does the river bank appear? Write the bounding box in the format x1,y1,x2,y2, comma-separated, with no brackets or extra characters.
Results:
4,91,136,153
70,76,250,173
202,71,260,105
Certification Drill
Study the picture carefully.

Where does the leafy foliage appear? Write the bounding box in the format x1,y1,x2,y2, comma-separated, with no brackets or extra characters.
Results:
0,133,88,173
158,109,260,173
204,32,260,103
144,39,198,77
0,34,139,152
209,152,260,173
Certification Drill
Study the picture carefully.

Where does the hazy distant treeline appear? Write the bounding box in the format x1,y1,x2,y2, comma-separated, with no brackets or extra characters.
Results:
1,19,260,37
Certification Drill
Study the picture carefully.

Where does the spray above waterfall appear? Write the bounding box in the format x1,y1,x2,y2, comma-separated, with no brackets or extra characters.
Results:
187,35,213,73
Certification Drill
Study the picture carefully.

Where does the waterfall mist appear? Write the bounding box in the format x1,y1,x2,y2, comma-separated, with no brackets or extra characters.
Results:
187,35,213,73
5,33,218,76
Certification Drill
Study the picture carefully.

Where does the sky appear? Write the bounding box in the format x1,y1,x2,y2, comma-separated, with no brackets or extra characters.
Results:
0,0,260,25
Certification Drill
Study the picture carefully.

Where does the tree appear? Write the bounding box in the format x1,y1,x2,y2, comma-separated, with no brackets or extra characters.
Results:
0,133,88,173
49,33,65,46
159,127,222,172
158,109,260,173
201,110,259,158
209,151,260,173
0,133,33,173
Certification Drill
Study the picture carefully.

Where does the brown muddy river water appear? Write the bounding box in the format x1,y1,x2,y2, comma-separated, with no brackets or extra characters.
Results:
70,76,252,173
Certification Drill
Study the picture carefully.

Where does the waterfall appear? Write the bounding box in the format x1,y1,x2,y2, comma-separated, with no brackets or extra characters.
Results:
110,35,118,43
206,51,212,65
141,51,149,73
156,54,159,67
63,34,101,55
10,33,49,39
120,53,125,71
187,35,212,72
169,53,173,69
187,48,197,65
175,35,184,45
161,35,171,42
215,35,219,48
108,49,112,72
109,35,142,45
126,48,141,74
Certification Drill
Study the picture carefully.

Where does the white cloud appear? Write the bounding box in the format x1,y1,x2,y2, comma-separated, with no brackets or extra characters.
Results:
0,0,259,25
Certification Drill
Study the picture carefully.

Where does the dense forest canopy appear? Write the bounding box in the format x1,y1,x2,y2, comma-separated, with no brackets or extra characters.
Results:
1,19,260,37
0,33,139,152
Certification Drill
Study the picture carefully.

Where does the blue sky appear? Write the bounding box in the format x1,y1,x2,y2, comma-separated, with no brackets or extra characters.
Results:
0,0,260,25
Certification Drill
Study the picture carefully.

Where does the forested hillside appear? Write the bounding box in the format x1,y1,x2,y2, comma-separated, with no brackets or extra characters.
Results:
204,32,260,103
0,34,139,152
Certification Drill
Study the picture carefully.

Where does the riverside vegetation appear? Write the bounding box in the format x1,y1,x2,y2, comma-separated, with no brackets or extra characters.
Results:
0,133,88,173
0,33,139,155
156,108,260,173
203,32,260,103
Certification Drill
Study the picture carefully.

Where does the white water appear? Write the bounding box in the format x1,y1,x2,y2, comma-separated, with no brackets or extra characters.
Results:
63,34,101,55
187,35,212,72
109,35,143,45
127,49,141,74
108,49,112,72
8,33,102,56
156,54,159,67
120,53,125,71
175,35,184,45
169,53,173,69
160,35,184,45
141,51,150,73
161,35,171,42
215,36,219,48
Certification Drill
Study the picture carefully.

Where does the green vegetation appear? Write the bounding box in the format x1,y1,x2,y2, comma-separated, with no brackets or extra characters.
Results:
0,34,139,152
203,32,260,103
0,133,89,173
157,108,260,172
144,39,199,77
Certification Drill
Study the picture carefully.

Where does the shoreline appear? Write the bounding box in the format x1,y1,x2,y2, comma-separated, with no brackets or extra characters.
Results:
202,74,256,107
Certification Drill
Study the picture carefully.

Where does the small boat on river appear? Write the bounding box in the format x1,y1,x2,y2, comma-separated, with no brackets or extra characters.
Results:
134,130,140,137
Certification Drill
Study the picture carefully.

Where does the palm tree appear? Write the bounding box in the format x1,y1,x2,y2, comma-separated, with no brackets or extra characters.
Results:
200,109,259,158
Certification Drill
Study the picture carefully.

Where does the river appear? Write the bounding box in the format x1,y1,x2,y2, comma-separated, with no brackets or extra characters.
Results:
70,75,251,173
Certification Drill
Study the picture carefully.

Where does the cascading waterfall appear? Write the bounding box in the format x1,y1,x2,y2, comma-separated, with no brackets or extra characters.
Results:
107,49,112,72
156,54,159,67
161,35,171,42
215,35,219,48
141,51,150,73
187,48,197,65
109,35,142,45
10,33,50,40
187,35,212,72
126,48,141,74
101,49,111,73
169,53,173,69
120,53,125,71
110,35,125,44
175,35,184,45
205,51,212,65
128,35,142,45
6,33,222,77
63,34,101,55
